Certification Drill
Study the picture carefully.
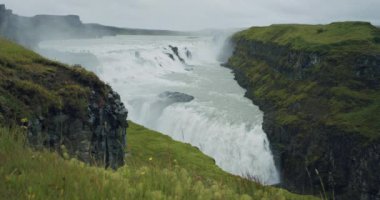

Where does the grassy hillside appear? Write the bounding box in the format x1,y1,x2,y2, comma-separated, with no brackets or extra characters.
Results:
0,37,106,125
235,22,380,53
0,122,318,200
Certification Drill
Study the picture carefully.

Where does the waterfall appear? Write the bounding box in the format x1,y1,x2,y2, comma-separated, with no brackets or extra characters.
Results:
39,34,280,185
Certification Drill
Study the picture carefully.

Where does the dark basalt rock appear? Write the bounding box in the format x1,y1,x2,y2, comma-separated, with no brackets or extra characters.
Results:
159,91,194,103
165,53,175,61
27,89,128,169
169,45,186,63
185,48,192,59
227,38,380,200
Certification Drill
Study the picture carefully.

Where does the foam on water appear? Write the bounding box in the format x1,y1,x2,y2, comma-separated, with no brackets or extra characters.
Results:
40,35,280,184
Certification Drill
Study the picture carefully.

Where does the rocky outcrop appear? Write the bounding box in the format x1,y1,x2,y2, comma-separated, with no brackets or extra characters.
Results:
27,89,128,169
226,23,380,200
169,45,186,63
238,40,322,80
0,38,128,169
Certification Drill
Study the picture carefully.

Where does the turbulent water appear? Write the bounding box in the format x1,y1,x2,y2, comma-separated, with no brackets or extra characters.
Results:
39,35,280,184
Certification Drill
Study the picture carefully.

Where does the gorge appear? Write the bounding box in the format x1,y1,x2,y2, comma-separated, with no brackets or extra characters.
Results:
1,3,380,200
39,34,280,185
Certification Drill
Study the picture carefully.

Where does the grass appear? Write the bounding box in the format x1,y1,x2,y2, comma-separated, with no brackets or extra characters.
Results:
0,122,319,200
0,36,108,126
57,84,90,119
331,93,380,138
0,38,40,64
229,22,380,139
126,122,228,179
234,21,380,53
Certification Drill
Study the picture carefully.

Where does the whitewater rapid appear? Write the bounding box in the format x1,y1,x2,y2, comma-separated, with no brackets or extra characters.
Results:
39,35,280,184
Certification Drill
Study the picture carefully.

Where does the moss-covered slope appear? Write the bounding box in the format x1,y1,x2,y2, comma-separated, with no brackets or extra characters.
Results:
227,22,380,199
0,37,97,121
0,37,128,168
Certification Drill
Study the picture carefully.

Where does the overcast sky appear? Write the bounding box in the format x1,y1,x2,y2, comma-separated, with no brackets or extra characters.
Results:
1,0,380,30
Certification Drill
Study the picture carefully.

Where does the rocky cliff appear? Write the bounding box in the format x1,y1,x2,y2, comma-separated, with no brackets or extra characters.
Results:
0,37,128,169
0,4,121,47
0,4,188,47
226,22,380,200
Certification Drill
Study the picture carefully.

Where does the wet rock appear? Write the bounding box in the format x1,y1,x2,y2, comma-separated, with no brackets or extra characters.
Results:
159,91,194,103
169,45,185,63
165,53,175,61
185,48,192,59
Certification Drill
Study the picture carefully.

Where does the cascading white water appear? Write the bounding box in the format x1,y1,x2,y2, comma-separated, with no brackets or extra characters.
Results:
39,34,280,185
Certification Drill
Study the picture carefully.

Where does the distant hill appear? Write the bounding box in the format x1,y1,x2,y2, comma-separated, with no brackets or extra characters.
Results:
0,4,188,47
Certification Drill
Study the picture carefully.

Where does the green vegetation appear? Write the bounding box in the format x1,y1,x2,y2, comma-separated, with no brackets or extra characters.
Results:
234,22,380,53
0,123,318,200
230,22,380,139
0,37,107,125
126,122,228,179
57,84,90,119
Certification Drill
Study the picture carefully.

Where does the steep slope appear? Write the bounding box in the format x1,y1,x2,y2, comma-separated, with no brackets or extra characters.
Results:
0,37,128,168
0,122,318,200
227,22,380,199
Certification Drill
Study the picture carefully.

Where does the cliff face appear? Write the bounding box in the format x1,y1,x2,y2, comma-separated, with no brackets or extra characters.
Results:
0,4,189,47
227,22,380,200
0,4,121,47
0,38,128,168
